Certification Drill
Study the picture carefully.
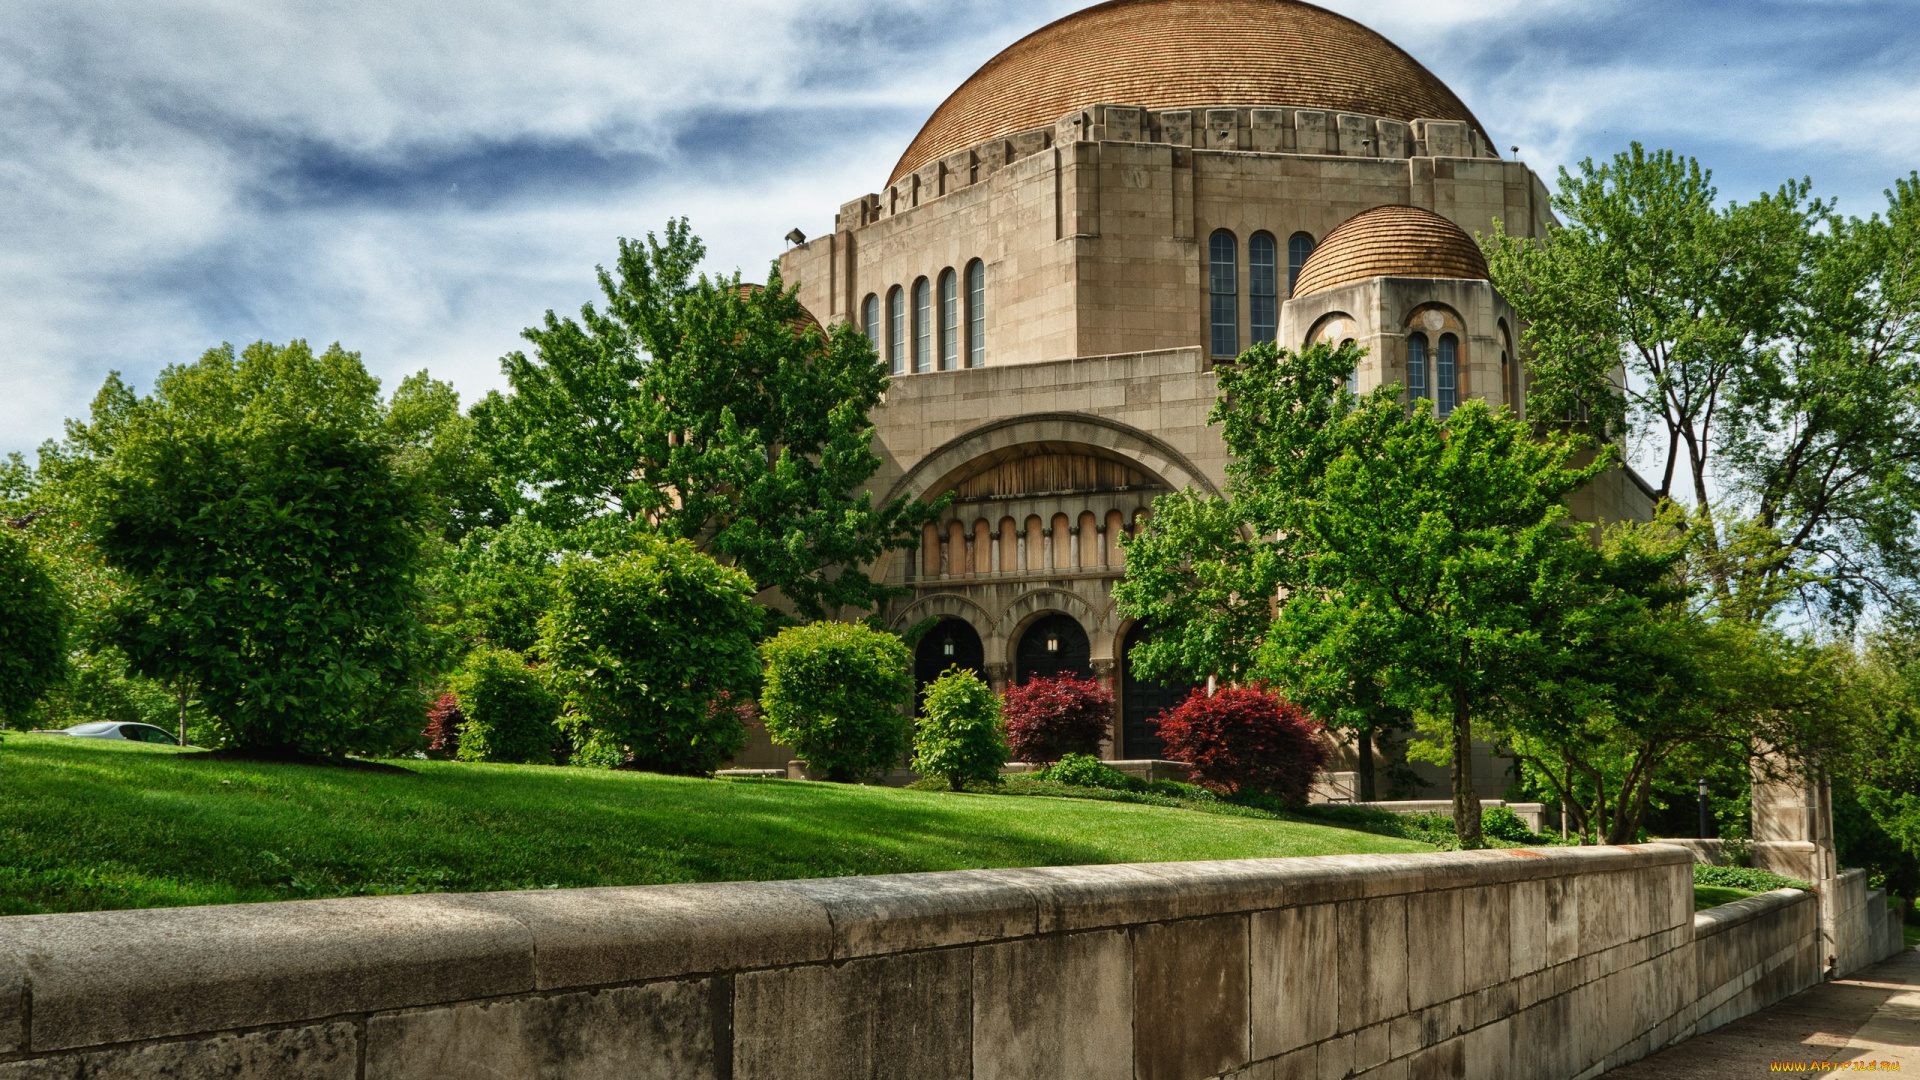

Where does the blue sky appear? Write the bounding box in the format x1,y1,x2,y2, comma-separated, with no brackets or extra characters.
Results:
3,0,1915,459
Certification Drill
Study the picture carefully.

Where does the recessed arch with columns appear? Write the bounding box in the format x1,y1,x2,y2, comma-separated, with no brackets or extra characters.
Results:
885,412,1223,506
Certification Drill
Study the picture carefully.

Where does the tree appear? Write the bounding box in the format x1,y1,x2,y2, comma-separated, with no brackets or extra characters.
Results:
476,219,942,619
94,344,431,757
451,647,561,765
538,534,763,775
911,667,1008,790
1152,685,1330,804
1122,341,1661,845
1488,149,1920,623
1001,674,1113,764
0,527,69,727
758,621,913,781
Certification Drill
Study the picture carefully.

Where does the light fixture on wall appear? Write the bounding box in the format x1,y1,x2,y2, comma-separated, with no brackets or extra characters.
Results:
1046,633,1059,654
943,640,955,657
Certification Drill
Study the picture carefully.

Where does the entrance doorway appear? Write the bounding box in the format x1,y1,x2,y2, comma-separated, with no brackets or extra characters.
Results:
1014,613,1091,685
1120,623,1201,760
913,618,985,714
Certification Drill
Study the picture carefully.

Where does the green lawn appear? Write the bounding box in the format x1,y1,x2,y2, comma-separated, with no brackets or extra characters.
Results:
1693,883,1760,910
0,734,1431,916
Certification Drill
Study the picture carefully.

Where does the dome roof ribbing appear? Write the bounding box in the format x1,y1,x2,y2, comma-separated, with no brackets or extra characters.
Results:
1291,205,1489,297
890,0,1490,185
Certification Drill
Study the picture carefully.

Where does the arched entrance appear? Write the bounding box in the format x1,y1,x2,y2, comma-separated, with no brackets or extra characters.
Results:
1015,613,1091,684
914,617,985,714
1120,623,1202,760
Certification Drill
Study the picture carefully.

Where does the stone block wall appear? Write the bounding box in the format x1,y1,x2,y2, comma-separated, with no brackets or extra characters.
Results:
0,845,1900,1079
1690,888,1821,1036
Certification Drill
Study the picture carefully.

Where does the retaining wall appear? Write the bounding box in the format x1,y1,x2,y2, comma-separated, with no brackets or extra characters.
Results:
0,845,1901,1079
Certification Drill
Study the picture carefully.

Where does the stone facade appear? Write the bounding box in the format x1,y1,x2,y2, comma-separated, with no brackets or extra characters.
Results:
745,2,1656,788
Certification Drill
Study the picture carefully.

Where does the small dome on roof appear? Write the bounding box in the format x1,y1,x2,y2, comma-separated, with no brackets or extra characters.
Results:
1291,205,1489,298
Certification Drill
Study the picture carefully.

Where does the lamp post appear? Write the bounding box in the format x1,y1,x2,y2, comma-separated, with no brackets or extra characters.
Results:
1697,778,1711,839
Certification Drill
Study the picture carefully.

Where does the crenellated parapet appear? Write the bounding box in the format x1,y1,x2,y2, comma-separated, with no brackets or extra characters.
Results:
837,104,1500,234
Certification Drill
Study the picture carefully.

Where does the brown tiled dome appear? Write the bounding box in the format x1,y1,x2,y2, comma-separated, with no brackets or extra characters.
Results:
890,0,1490,185
1291,205,1488,297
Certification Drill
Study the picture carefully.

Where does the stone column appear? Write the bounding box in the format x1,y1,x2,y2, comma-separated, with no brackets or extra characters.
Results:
1091,658,1119,761
1069,525,1082,571
1016,532,1028,573
989,531,1001,574
1042,528,1054,572
985,662,1012,695
1097,526,1110,570
1752,753,1839,973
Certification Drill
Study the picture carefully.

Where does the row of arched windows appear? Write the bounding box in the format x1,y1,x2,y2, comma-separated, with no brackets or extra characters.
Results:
1407,332,1459,416
863,260,987,375
1209,230,1316,358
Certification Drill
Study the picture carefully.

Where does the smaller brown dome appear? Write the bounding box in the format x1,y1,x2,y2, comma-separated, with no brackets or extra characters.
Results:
1292,205,1488,297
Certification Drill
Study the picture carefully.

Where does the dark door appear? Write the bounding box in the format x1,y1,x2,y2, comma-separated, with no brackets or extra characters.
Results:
1120,623,1201,761
914,618,985,714
1015,613,1091,684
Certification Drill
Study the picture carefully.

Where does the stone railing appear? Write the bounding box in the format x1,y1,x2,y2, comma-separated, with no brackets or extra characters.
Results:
0,844,1903,1078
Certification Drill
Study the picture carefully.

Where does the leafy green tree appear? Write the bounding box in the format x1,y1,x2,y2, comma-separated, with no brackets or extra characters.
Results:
429,518,564,654
1488,149,1920,622
0,527,70,727
911,667,1007,790
759,620,913,782
475,219,941,619
1123,341,1669,845
383,371,514,544
451,647,561,765
84,341,430,757
538,534,762,775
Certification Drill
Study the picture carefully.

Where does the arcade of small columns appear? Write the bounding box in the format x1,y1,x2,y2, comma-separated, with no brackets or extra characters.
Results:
911,501,1153,581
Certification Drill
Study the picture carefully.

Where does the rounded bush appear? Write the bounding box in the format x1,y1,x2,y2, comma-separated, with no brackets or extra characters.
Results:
759,621,913,782
1038,752,1137,791
1151,685,1330,803
452,647,561,765
538,536,762,775
911,667,1008,790
1481,805,1542,844
1002,674,1112,763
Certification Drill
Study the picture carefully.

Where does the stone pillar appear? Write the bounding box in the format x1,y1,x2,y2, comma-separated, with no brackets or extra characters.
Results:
963,535,975,578
1017,533,1028,573
990,531,1002,574
1097,526,1110,569
1069,526,1082,571
1752,754,1839,973
985,662,1011,695
1091,657,1119,760
1042,528,1055,572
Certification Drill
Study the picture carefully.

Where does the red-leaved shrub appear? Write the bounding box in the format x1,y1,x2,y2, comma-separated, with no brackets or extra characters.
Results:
1002,674,1113,763
1151,685,1330,803
422,692,463,758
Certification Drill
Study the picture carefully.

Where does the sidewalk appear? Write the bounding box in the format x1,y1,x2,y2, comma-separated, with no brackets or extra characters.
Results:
1604,947,1918,1076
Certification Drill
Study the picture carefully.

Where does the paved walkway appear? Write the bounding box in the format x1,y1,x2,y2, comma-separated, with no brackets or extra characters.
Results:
1605,947,1918,1076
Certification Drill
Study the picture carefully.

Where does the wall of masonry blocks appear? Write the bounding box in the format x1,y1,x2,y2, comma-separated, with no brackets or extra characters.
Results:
0,844,1899,1079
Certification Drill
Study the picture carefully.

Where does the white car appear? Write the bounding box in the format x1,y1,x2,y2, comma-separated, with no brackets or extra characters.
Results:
46,721,187,747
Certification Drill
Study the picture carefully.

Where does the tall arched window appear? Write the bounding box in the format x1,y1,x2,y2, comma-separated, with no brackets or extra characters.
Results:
912,277,931,373
862,293,880,355
1249,232,1278,344
966,259,986,368
1407,333,1429,401
886,287,905,375
938,268,958,371
1209,230,1238,358
1436,334,1459,416
1288,232,1316,297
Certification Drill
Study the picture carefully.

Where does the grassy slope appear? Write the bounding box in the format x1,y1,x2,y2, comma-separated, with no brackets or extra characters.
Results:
0,734,1430,916
1693,883,1759,910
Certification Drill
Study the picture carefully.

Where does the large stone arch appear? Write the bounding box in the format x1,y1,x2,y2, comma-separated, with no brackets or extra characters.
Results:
992,588,1113,670
886,413,1223,506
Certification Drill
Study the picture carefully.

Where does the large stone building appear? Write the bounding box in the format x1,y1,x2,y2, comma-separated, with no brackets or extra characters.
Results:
764,0,1653,792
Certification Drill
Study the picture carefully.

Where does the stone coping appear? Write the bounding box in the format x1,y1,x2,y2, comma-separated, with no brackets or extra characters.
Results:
0,844,1689,1055
1694,887,1814,939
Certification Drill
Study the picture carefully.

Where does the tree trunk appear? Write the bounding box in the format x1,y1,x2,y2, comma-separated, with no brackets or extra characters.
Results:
1450,689,1482,847
176,680,189,747
1355,730,1376,802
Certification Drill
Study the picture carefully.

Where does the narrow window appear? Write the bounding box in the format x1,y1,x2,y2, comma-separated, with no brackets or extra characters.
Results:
862,294,880,354
1437,334,1458,416
938,268,958,371
912,277,931,373
966,259,986,367
1407,333,1429,401
886,287,905,375
1288,232,1316,297
1249,232,1278,344
1209,230,1238,358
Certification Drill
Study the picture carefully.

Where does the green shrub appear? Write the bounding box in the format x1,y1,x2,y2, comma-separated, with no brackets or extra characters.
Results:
539,535,762,775
1692,864,1810,893
759,621,912,782
911,667,1008,790
452,648,560,764
1039,752,1139,791
1482,806,1545,844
